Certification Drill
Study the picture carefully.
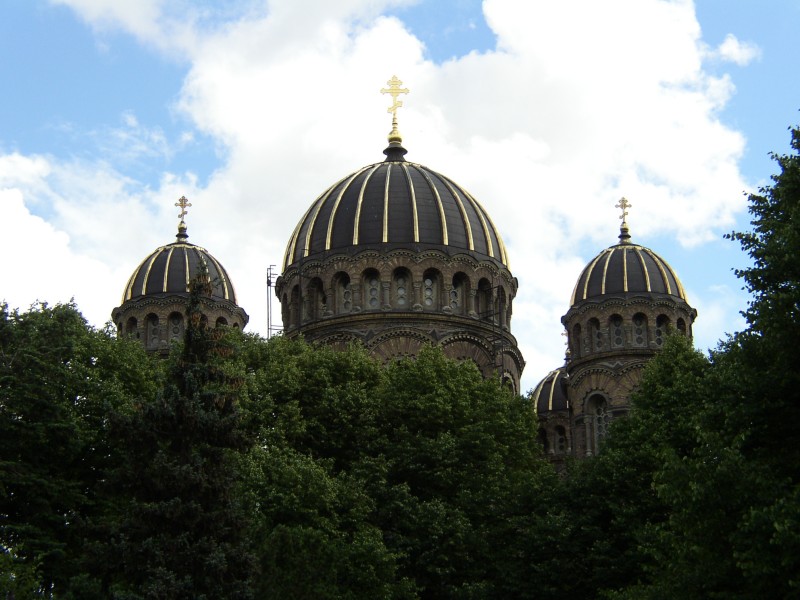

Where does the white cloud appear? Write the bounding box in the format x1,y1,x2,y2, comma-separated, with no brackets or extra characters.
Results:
22,0,757,391
712,33,761,66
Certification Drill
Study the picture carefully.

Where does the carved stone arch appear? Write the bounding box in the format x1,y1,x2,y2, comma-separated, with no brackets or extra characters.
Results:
314,331,362,352
368,330,431,362
439,337,494,376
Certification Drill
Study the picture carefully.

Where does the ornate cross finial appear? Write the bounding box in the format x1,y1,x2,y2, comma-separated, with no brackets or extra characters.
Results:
615,197,632,244
380,75,410,117
175,195,192,220
615,197,631,223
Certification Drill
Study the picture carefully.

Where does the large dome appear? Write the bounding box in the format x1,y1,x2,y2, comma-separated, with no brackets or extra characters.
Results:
283,143,509,269
121,222,238,304
570,222,687,307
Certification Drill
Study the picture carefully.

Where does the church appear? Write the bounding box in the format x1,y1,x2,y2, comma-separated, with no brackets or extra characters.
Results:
111,77,697,460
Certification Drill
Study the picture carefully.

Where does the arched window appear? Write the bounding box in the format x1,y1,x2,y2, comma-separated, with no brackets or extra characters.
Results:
677,318,687,335
497,287,508,329
363,270,381,310
422,269,440,310
334,272,352,314
478,278,492,321
571,323,582,359
216,316,228,327
289,285,301,329
451,272,469,315
306,277,325,320
654,315,670,346
393,268,411,309
168,312,184,342
145,314,160,350
610,315,624,348
586,394,611,456
589,318,603,352
632,313,648,347
554,426,567,455
538,428,550,454
125,317,138,339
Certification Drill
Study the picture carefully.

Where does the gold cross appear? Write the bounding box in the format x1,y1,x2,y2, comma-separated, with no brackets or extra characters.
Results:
615,197,631,222
380,75,410,117
175,195,192,220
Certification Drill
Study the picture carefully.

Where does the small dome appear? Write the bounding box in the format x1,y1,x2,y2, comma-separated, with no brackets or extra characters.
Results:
283,142,509,269
570,221,687,307
532,367,569,415
121,222,238,304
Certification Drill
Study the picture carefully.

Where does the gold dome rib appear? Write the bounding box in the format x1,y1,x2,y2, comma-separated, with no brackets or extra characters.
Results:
163,247,175,293
383,164,392,243
418,167,449,245
623,247,629,292
461,187,497,262
582,250,607,301
439,175,475,251
633,247,652,292
601,248,615,295
140,248,163,297
205,251,231,301
124,252,153,301
353,164,381,245
326,168,369,251
400,163,419,243
648,250,673,296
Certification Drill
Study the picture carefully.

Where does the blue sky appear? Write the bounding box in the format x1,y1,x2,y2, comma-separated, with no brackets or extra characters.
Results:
1,0,798,391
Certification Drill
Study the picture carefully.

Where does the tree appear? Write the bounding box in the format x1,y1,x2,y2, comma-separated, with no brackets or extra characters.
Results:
101,278,254,599
0,302,157,596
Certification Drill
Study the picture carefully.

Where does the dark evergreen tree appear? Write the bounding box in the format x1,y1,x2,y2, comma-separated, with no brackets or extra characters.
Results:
103,276,254,599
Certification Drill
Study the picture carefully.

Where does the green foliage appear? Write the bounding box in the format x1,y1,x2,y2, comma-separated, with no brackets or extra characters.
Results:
238,339,556,599
0,302,157,594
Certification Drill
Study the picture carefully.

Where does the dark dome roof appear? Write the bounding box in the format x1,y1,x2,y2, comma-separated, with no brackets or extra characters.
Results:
570,224,687,307
532,367,569,415
121,222,238,304
283,142,509,270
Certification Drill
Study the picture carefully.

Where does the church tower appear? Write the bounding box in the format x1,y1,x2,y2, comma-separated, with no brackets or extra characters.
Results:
275,77,524,391
534,199,697,458
112,196,248,352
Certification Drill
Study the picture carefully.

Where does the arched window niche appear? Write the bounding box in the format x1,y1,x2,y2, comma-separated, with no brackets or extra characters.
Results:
585,393,611,456
363,269,381,311
168,312,184,342
334,272,352,314
145,314,160,350
632,313,648,348
305,277,326,321
392,268,412,309
477,278,493,322
588,318,603,353
421,268,441,311
450,272,469,315
654,315,670,347
609,314,624,348
125,317,138,339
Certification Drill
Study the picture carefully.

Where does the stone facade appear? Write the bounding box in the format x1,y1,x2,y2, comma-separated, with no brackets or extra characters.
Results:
275,247,524,392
